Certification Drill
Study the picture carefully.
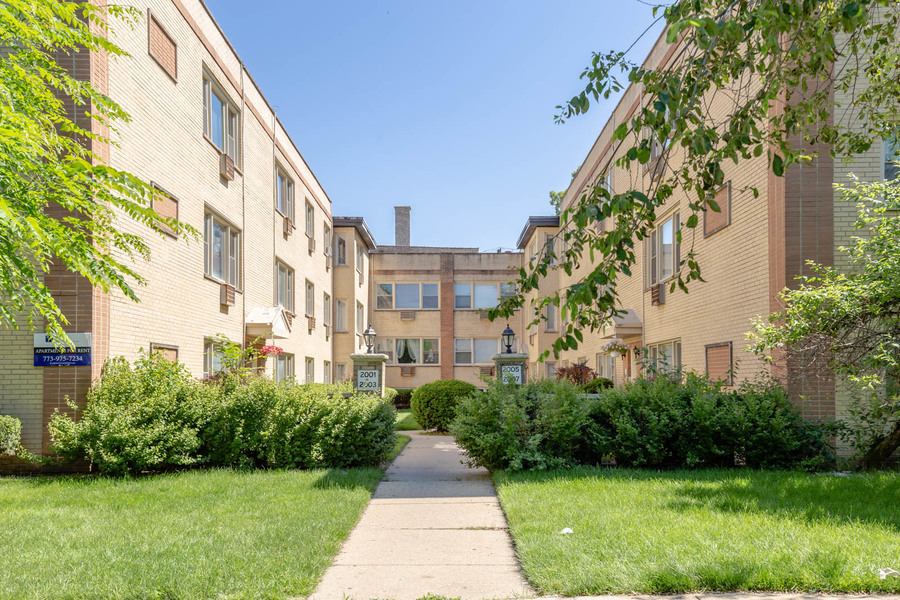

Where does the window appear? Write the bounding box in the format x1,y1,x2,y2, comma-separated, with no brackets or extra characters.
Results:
375,283,439,310
500,283,516,301
596,353,616,383
204,213,241,287
545,233,556,265
376,283,393,309
356,301,364,332
323,293,331,326
395,283,420,309
336,237,347,265
356,244,364,272
375,338,394,362
545,304,557,332
323,360,332,384
422,283,439,309
324,225,332,255
704,183,731,237
646,212,681,287
150,183,178,238
305,201,314,238
545,362,557,379
885,134,900,181
305,280,314,317
276,261,294,312
647,340,682,374
276,168,294,219
150,343,178,362
473,284,499,310
203,338,225,378
148,11,178,81
336,363,347,381
423,339,439,364
335,300,347,332
396,339,421,364
706,342,733,385
305,357,314,383
276,354,294,382
454,338,497,364
203,73,239,161
454,283,471,309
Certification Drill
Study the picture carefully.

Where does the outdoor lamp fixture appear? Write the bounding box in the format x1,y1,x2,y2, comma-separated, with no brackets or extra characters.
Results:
501,324,516,354
363,325,377,354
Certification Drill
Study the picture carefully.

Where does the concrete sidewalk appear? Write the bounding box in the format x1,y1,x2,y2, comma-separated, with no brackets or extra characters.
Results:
309,431,534,600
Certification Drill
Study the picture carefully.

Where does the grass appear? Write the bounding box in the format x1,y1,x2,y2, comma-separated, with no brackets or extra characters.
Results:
395,408,421,430
392,434,412,460
495,467,900,595
0,467,384,600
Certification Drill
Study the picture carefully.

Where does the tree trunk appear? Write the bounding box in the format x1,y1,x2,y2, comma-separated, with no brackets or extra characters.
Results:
861,419,900,469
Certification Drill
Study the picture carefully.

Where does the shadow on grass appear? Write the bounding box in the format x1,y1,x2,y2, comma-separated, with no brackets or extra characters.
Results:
498,467,900,532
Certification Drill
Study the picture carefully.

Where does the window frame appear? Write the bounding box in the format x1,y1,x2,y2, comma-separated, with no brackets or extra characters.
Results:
645,212,681,288
276,166,294,220
276,260,294,313
454,338,498,365
204,211,241,289
203,338,225,379
374,282,439,310
335,299,347,332
356,301,364,332
202,71,240,163
305,280,315,317
305,357,314,383
545,304,557,332
323,292,331,326
275,353,295,382
305,201,315,238
647,339,683,374
336,236,347,266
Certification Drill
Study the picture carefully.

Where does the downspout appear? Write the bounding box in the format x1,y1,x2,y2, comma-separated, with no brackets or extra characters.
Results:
240,61,247,352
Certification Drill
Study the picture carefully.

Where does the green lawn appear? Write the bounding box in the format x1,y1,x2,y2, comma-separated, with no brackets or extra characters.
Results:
0,468,383,600
395,408,421,430
495,468,900,595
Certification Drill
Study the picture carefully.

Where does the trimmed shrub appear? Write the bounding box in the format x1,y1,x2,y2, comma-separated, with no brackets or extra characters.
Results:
451,372,836,472
411,379,478,432
556,364,596,386
49,354,213,476
582,378,613,393
452,379,588,471
0,415,21,456
49,355,397,475
383,387,398,405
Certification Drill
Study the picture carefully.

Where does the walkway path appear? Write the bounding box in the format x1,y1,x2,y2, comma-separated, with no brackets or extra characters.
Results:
310,431,534,600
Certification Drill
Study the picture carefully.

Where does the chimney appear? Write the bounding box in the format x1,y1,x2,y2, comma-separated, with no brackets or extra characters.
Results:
395,206,410,246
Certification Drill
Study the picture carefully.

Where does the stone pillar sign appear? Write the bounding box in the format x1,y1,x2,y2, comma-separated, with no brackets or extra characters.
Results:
350,353,388,397
493,353,528,385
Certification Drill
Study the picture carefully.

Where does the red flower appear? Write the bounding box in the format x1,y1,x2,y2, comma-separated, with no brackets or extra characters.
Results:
259,345,283,356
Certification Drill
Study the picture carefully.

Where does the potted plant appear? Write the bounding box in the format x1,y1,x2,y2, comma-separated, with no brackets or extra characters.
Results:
601,338,629,359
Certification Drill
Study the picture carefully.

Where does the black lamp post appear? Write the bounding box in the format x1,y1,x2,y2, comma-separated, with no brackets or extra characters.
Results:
363,325,377,354
501,324,516,354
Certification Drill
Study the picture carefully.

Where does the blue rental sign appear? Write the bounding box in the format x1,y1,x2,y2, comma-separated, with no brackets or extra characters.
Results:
33,333,92,367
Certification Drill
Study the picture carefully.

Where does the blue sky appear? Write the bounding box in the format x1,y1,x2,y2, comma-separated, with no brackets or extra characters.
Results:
204,1,664,250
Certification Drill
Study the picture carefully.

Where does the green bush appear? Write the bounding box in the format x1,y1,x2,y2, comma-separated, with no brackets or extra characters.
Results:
49,355,397,475
49,354,213,476
411,379,478,432
452,379,589,471
451,373,836,472
582,378,613,393
0,415,22,456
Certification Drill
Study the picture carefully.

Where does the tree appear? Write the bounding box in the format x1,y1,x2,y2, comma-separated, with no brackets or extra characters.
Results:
750,176,900,466
492,0,900,359
0,1,192,345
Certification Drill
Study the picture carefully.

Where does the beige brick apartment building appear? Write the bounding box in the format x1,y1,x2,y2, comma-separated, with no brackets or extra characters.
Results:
0,1,889,463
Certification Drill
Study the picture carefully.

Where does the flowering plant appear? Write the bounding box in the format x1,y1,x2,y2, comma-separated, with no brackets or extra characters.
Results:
601,338,629,355
259,345,283,356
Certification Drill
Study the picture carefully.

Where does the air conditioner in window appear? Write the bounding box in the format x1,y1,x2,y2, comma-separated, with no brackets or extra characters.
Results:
479,366,495,377
220,283,235,306
307,315,316,331
220,153,235,181
324,323,331,339
325,255,332,271
401,366,415,377
651,283,666,306
307,237,316,253
479,311,490,320
400,311,415,321
282,216,293,236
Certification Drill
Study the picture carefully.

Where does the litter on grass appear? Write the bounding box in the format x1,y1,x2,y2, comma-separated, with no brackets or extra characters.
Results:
878,568,899,579
559,527,573,535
